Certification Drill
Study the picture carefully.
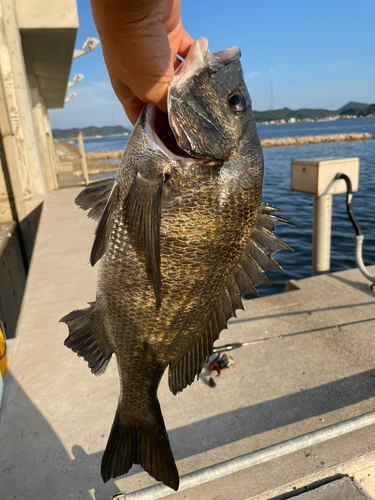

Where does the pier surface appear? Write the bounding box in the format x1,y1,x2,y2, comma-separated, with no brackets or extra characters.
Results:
1,187,375,500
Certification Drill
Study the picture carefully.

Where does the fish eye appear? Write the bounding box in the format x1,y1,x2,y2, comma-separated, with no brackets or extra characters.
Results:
228,92,247,113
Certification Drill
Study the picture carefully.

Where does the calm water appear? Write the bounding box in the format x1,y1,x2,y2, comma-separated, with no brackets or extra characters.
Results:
257,115,375,139
72,135,129,152
73,117,375,296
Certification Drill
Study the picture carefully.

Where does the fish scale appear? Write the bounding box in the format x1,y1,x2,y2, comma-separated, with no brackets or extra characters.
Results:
60,37,295,491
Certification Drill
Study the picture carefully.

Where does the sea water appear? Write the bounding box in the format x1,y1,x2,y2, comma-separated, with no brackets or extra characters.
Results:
72,117,375,296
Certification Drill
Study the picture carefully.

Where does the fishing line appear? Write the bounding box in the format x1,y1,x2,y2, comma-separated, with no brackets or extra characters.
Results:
213,317,375,354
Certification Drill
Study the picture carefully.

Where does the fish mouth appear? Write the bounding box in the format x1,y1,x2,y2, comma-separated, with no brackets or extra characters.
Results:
148,105,221,165
172,37,241,81
149,38,241,164
167,38,241,159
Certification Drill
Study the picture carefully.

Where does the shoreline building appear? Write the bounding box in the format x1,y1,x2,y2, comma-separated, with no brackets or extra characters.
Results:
0,0,78,337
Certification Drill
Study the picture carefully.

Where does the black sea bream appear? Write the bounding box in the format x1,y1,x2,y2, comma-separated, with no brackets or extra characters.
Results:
61,38,293,490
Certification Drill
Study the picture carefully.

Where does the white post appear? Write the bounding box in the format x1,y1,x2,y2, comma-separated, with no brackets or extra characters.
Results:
312,194,332,275
29,82,58,191
40,97,59,189
77,131,89,185
291,157,360,277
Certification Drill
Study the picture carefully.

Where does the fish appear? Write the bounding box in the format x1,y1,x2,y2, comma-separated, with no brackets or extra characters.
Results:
60,37,294,491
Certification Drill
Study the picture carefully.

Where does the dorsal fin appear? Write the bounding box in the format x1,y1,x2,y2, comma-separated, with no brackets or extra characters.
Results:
90,181,118,266
75,178,116,221
168,202,295,395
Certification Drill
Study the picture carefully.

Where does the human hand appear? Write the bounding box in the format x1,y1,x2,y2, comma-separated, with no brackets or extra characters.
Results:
90,0,194,125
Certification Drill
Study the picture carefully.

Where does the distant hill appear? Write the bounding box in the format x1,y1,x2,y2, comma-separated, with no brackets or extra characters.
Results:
52,102,374,138
52,125,132,139
253,102,372,122
253,107,335,122
339,103,375,117
338,102,367,113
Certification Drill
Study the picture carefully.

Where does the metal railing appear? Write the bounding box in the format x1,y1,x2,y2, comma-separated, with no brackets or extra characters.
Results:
115,411,375,500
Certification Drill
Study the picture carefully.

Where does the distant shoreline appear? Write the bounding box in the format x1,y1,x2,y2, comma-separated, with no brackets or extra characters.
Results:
256,114,375,127
57,115,375,141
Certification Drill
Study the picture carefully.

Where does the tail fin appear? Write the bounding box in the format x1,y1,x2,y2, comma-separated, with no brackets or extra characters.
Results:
101,402,179,491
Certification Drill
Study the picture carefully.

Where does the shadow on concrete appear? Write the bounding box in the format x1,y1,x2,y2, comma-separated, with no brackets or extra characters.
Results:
214,317,375,352
230,301,375,325
328,273,375,297
19,201,43,266
3,369,375,497
0,227,27,338
168,368,375,460
0,371,120,500
0,203,43,338
75,369,375,483
267,474,347,500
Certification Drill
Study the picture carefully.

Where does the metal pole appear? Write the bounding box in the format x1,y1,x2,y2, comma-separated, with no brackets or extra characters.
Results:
355,235,375,287
77,131,89,185
121,410,375,500
312,194,332,275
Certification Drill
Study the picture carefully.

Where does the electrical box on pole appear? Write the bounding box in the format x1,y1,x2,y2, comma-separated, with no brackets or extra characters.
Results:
291,157,360,275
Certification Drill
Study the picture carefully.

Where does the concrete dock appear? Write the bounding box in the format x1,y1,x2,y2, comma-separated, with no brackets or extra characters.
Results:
1,186,375,500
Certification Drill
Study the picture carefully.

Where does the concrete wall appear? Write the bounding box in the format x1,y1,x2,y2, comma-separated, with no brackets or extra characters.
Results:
15,0,78,29
0,0,78,337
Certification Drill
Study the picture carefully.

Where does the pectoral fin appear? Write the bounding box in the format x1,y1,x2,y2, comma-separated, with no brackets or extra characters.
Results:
123,173,164,308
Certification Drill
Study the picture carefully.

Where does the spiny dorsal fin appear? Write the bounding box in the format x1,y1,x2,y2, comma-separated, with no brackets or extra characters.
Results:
75,178,116,221
90,181,118,266
168,202,295,395
123,173,164,309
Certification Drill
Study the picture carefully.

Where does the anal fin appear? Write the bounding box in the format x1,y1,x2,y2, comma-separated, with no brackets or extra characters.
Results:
169,287,236,395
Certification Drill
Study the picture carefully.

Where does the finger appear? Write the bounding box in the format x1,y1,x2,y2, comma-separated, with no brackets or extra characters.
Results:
151,85,168,115
123,99,145,126
116,88,145,126
178,29,194,59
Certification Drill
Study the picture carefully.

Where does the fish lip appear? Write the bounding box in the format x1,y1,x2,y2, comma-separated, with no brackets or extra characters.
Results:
169,111,191,153
171,37,241,82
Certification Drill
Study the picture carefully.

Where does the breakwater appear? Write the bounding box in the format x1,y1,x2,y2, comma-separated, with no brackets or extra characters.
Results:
261,132,373,148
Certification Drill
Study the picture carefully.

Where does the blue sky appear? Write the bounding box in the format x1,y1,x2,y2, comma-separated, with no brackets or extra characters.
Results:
49,0,375,130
